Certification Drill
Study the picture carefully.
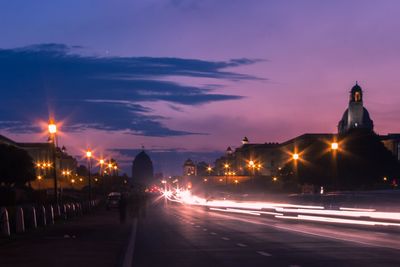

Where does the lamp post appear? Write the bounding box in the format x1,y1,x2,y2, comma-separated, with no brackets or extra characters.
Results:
207,166,212,175
331,141,339,190
292,152,300,188
99,159,105,193
48,120,58,204
99,159,104,175
224,163,229,186
248,160,257,177
37,175,42,190
86,149,92,204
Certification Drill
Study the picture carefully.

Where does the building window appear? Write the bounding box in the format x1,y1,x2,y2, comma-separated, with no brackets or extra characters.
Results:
355,92,361,102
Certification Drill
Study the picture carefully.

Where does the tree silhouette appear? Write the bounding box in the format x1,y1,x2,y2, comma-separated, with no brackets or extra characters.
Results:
0,144,36,187
280,130,400,191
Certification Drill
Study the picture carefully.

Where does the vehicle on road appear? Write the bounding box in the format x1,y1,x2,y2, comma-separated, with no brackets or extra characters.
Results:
106,192,122,210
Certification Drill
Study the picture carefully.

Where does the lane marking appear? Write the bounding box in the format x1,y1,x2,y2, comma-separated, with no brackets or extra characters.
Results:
221,237,230,241
257,251,272,257
195,225,200,228
236,243,247,247
122,219,138,267
210,232,217,235
187,206,383,249
203,228,207,231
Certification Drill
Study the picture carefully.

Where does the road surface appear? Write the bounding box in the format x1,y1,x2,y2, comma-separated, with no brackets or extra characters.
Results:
132,200,400,267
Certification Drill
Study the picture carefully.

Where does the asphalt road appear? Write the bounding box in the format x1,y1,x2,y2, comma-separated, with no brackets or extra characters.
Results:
132,200,400,267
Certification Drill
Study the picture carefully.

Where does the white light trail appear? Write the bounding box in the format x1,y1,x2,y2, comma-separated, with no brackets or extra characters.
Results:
161,189,400,228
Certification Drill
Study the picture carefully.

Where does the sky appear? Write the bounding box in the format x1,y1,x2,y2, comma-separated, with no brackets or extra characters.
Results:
1,0,400,176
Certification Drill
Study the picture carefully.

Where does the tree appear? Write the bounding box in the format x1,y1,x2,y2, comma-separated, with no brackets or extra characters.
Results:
0,144,36,187
76,165,89,176
336,129,400,190
279,130,400,191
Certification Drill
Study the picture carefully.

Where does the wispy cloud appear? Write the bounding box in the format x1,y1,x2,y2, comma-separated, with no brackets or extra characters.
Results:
0,43,263,136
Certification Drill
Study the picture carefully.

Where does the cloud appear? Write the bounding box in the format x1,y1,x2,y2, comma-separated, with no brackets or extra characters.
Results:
0,43,262,136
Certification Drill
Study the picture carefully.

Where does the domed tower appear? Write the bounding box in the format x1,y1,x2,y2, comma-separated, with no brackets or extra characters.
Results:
242,136,249,145
338,82,374,134
183,159,196,176
132,150,154,185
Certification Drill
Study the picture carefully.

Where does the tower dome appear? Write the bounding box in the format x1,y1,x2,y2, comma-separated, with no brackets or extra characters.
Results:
242,136,249,145
183,158,196,176
132,150,154,185
338,82,373,134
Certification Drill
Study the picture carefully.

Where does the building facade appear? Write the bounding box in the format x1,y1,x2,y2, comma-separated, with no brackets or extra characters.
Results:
211,83,400,183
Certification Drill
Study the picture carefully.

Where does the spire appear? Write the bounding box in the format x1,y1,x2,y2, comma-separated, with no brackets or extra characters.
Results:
242,136,249,145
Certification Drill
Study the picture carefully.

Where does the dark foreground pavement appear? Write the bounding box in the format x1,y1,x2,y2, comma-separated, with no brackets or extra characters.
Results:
133,200,400,267
0,208,133,267
2,198,400,267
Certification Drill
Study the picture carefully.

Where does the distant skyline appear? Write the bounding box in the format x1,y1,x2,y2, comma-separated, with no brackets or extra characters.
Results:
1,1,400,175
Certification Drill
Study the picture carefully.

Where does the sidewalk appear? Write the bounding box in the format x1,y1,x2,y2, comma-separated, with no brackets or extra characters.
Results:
0,207,133,267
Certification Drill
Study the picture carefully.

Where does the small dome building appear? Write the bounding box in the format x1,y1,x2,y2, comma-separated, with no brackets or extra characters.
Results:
183,158,196,176
132,150,154,185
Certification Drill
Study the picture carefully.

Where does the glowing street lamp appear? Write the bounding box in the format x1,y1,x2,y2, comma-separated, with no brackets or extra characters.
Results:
224,164,230,185
48,119,59,203
331,142,339,150
207,166,212,175
248,160,257,176
292,153,299,160
86,149,93,204
48,122,57,135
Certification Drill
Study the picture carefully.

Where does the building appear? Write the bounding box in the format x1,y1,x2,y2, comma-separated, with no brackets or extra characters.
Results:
211,83,400,183
381,134,400,161
183,159,196,176
338,82,374,134
0,134,78,190
132,150,154,185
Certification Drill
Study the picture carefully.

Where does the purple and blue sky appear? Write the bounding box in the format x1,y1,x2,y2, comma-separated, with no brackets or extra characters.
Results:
1,0,400,175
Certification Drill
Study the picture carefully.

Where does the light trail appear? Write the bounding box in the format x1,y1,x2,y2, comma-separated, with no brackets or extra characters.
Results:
209,207,261,216
276,214,400,227
161,189,400,228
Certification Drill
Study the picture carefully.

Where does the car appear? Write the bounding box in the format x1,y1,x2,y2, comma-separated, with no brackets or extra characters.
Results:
106,192,121,209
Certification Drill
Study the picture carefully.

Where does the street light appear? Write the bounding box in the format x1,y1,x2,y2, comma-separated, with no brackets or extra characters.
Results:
207,166,212,175
248,160,256,176
48,122,57,135
291,152,300,189
224,163,230,185
48,119,58,204
99,159,104,174
331,141,339,190
331,142,339,150
86,149,92,204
